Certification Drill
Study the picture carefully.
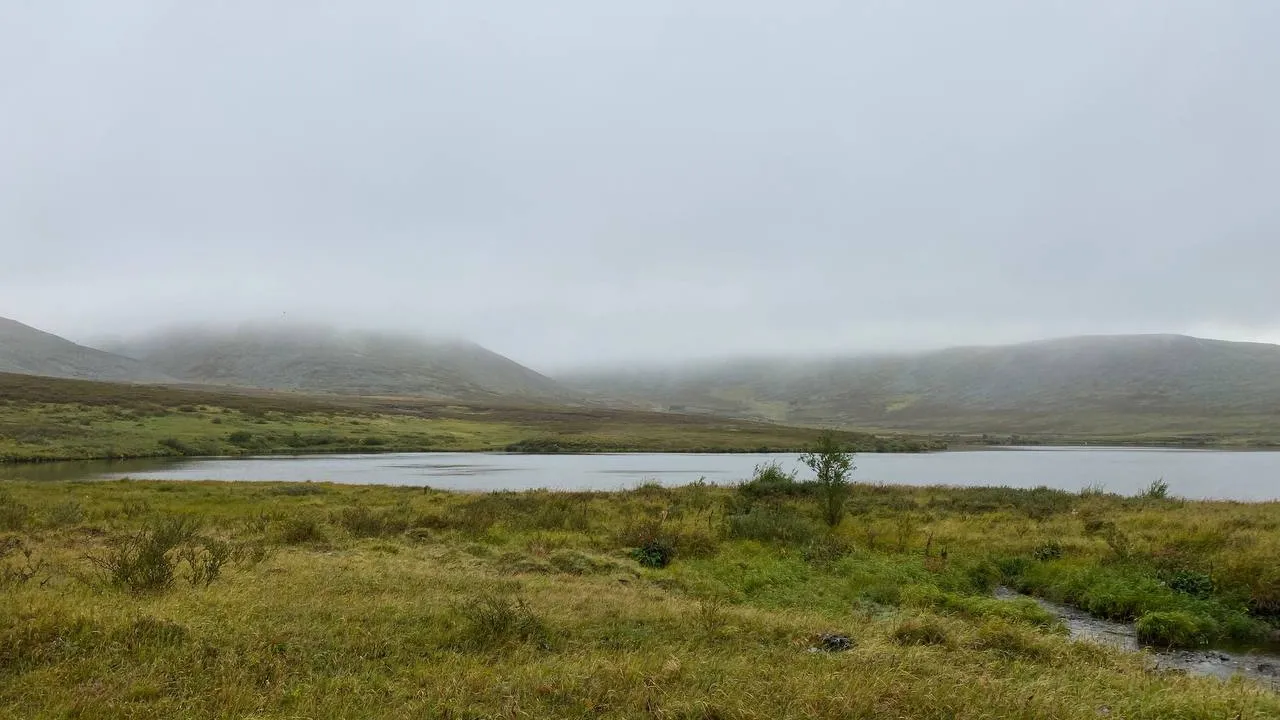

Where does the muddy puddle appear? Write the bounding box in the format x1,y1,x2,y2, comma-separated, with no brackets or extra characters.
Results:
995,587,1280,688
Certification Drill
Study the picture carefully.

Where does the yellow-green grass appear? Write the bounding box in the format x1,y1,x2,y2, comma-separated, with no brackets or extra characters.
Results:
2,478,1278,718
0,373,942,462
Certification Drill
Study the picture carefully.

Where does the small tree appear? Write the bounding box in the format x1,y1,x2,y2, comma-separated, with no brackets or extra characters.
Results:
800,432,856,528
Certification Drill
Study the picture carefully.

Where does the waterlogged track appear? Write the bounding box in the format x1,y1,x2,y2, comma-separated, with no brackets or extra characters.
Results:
7,447,1280,500
997,587,1280,688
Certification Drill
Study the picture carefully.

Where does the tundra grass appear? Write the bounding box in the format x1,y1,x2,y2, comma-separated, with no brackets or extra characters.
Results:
1,478,1278,718
0,373,941,462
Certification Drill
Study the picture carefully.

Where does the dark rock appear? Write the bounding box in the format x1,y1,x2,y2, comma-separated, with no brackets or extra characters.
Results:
817,633,854,652
1258,662,1276,674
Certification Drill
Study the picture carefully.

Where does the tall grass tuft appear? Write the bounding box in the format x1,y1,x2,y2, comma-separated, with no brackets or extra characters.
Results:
455,594,551,650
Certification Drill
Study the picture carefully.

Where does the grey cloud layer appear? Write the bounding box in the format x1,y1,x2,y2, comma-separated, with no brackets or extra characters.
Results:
2,2,1277,368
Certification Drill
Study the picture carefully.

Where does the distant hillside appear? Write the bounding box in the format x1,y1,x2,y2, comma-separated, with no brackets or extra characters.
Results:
0,316,172,383
561,335,1280,437
108,324,579,403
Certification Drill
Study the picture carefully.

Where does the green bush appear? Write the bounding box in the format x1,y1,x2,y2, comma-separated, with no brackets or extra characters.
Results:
1135,611,1214,648
1140,479,1170,500
227,430,254,446
800,433,855,528
736,462,808,502
1165,569,1214,598
631,539,676,568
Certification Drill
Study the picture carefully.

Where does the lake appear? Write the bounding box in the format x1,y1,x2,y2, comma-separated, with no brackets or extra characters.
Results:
3,447,1278,500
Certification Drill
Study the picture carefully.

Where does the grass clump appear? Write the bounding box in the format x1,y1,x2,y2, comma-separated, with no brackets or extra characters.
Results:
455,593,551,650
892,615,953,646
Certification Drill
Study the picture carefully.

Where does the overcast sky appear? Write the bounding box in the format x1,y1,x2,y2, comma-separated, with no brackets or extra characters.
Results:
2,2,1278,369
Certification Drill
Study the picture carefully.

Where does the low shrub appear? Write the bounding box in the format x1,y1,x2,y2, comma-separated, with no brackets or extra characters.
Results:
736,462,809,502
335,505,410,538
0,538,45,586
1165,569,1214,598
179,538,234,587
1032,540,1063,561
802,535,856,566
227,430,254,446
631,539,676,568
1140,479,1170,500
87,517,200,593
277,516,326,545
0,492,30,531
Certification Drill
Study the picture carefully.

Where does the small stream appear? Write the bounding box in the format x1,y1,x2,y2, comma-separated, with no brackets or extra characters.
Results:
995,588,1280,688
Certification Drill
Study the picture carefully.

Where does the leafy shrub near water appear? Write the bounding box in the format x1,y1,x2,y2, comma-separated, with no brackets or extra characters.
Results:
1165,569,1214,598
1140,479,1170,500
1135,610,1215,648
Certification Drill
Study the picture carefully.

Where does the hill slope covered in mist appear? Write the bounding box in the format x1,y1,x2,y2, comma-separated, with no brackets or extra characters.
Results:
0,316,173,383
561,335,1280,437
107,325,579,403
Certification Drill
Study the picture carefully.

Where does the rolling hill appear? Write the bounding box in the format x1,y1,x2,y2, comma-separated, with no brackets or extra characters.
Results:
561,335,1280,437
107,324,579,403
0,316,172,383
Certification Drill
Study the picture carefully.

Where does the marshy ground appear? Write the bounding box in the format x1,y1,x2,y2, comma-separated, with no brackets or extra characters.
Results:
2,475,1278,718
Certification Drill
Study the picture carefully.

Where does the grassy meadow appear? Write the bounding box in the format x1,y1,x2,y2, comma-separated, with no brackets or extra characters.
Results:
0,373,942,463
2,472,1278,719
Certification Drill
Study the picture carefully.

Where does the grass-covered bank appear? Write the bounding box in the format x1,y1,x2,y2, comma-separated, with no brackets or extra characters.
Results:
1,476,1278,718
0,372,943,462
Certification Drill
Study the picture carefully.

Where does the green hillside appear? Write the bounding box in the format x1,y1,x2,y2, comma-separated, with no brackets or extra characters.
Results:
0,316,171,383
563,335,1280,441
105,324,578,403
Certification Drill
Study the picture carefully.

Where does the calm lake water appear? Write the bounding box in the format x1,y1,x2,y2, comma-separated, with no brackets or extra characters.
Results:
4,448,1279,501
